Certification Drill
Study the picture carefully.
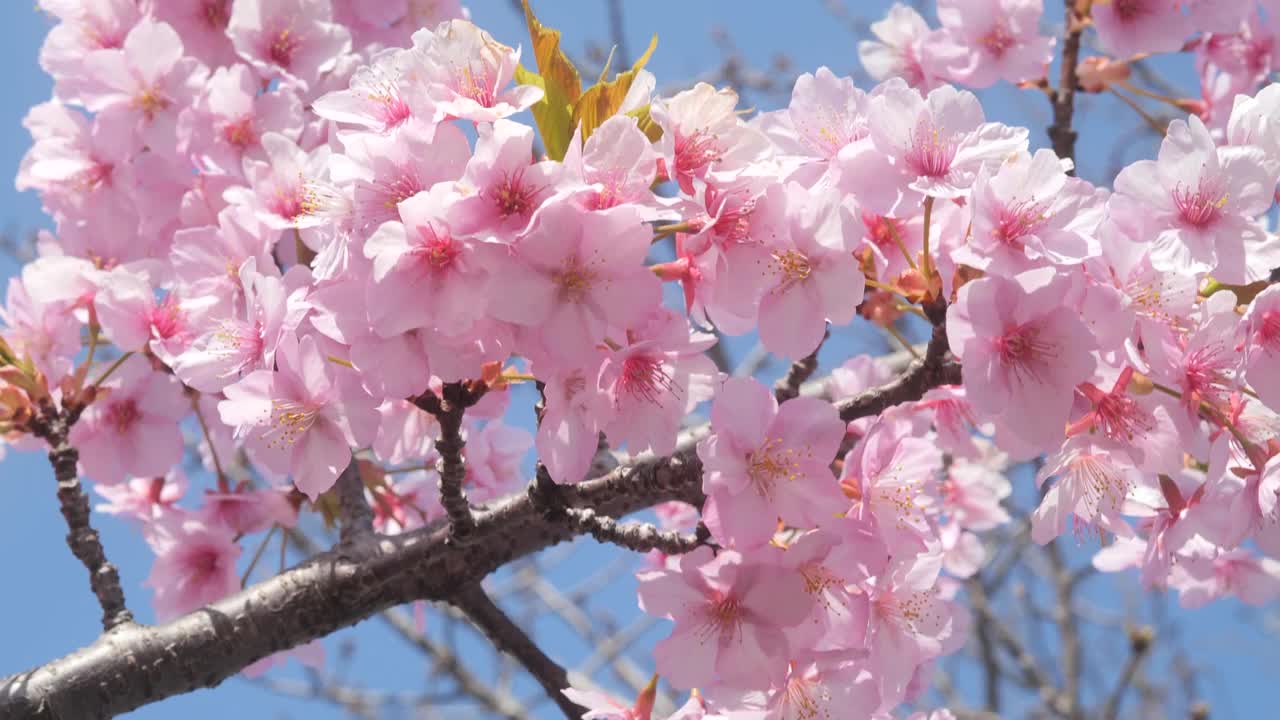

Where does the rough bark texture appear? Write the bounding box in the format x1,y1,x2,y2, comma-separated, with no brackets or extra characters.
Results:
1,354,959,719
29,406,133,632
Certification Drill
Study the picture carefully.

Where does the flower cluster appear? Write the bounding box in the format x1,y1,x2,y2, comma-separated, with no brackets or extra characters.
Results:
7,0,1280,717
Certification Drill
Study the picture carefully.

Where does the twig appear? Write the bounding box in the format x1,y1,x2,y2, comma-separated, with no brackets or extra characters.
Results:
774,328,826,402
29,403,133,631
413,381,489,538
1101,626,1154,720
453,584,585,719
334,457,373,543
1047,0,1089,168
1047,542,1084,720
836,309,960,422
563,507,710,555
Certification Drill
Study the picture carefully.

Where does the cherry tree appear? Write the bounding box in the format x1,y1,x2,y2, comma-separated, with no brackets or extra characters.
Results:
1,0,1279,718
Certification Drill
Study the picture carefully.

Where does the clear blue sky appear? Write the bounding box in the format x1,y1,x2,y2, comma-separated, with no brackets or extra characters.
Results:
0,2,1274,718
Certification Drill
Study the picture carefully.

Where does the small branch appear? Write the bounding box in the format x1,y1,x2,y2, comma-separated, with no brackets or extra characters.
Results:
413,381,489,539
563,507,709,555
836,313,960,423
968,578,1002,712
30,403,133,631
1047,542,1084,720
452,584,585,719
1048,0,1089,168
334,457,373,543
1101,626,1154,720
774,328,827,403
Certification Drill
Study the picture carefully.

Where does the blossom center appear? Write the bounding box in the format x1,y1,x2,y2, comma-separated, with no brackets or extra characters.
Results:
863,211,905,249
490,168,539,219
148,295,186,341
1172,180,1227,229
747,438,804,498
451,62,497,106
553,258,599,303
202,1,231,30
994,199,1050,247
269,28,301,69
1258,310,1280,350
980,23,1016,57
413,225,461,271
265,399,320,449
905,118,958,178
994,322,1055,384
222,115,258,150
771,249,813,285
674,129,723,177
106,398,141,434
618,353,677,406
132,87,170,121
694,593,744,643
1113,0,1150,22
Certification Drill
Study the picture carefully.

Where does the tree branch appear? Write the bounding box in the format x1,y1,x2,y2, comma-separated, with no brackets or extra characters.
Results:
1101,626,1154,720
334,457,373,543
29,403,133,632
452,584,584,719
1048,0,1089,168
1,344,961,718
562,507,709,555
837,317,960,423
774,329,826,403
413,381,489,538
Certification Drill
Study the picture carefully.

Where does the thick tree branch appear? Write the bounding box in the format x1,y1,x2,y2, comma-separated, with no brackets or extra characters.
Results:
452,584,584,719
334,457,373,543
1,343,959,718
29,403,133,632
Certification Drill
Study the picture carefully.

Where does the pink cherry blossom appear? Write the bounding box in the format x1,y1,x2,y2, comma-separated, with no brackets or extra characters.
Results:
599,308,719,457
720,183,864,359
446,119,563,242
173,260,309,393
637,545,814,690
864,79,1028,202
69,356,188,485
313,46,418,135
1092,0,1192,58
932,0,1055,88
407,19,543,124
1242,285,1280,409
958,148,1102,275
841,410,943,551
1113,114,1276,280
947,268,1097,453
94,469,188,523
536,358,614,484
145,516,241,621
218,333,378,500
79,19,208,150
227,0,352,93
488,200,661,363
331,123,470,236
177,64,303,177
699,377,846,549
364,185,495,337
652,83,769,195
858,4,947,91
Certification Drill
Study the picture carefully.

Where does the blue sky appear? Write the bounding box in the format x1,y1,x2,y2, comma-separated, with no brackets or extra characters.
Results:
0,2,1275,718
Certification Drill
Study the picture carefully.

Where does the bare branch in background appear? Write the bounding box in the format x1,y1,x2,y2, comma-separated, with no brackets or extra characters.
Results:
453,584,583,719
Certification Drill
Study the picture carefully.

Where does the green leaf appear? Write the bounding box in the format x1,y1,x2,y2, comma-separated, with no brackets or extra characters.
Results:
572,34,659,144
519,0,581,160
